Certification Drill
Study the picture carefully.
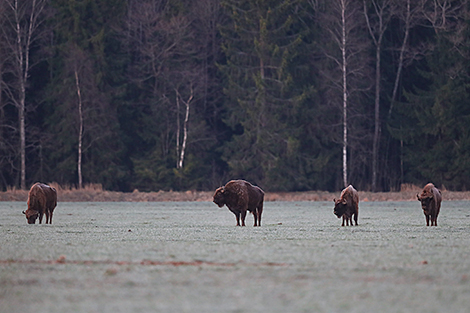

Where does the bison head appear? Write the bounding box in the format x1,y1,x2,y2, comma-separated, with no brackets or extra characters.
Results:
213,187,226,208
417,193,432,212
333,198,347,218
23,209,39,224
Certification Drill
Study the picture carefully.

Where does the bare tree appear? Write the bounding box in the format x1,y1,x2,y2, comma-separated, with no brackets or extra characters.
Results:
422,0,464,31
388,0,410,119
388,0,429,118
74,69,84,189
127,0,205,172
2,0,47,189
192,0,222,109
364,0,394,191
175,86,194,169
0,1,9,186
340,0,349,188
315,0,371,188
389,0,466,118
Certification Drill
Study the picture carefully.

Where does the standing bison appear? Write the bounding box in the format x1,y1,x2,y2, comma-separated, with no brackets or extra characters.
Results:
213,180,264,226
23,183,57,224
417,183,442,226
333,185,359,226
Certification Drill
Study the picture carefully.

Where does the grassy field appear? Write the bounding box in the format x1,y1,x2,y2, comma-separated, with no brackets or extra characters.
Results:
1,200,469,312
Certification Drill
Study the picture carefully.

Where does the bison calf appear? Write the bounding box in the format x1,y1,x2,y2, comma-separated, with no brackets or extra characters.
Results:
213,180,264,226
333,185,359,226
23,183,57,224
417,183,442,226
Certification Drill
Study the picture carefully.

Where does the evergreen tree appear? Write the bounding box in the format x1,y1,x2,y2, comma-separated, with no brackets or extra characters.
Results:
392,10,470,190
219,0,308,190
43,0,128,190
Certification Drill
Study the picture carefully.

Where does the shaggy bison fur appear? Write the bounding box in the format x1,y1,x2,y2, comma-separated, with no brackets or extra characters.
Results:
333,185,359,226
23,183,57,224
417,183,442,226
213,180,264,226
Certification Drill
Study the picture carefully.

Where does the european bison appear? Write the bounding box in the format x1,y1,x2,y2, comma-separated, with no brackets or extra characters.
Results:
213,180,264,226
333,185,359,226
23,183,57,224
417,183,442,226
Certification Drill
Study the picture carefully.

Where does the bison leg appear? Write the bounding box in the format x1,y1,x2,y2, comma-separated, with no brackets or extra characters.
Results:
341,215,345,226
254,203,263,227
38,212,44,224
253,211,258,227
240,210,247,227
234,212,241,226
46,209,53,224
255,211,261,227
425,215,430,226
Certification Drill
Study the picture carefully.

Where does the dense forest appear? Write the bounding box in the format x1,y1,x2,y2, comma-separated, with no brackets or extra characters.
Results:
1,0,469,192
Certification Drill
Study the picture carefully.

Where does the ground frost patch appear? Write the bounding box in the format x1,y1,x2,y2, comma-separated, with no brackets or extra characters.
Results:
1,200,470,312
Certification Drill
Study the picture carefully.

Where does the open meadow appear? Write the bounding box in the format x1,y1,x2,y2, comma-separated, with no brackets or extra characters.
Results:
1,200,470,312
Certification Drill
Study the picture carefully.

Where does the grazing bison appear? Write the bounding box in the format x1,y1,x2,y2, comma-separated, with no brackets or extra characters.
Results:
333,185,359,226
213,180,264,226
23,183,57,224
417,183,442,226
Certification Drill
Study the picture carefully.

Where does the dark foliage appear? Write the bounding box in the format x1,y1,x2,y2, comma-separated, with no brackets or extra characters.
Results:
1,0,469,192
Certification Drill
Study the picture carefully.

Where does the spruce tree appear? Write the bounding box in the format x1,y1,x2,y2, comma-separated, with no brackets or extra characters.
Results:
393,17,470,190
44,0,127,189
219,0,304,190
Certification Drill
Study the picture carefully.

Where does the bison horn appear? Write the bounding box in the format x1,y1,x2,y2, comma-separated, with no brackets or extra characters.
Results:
22,210,26,215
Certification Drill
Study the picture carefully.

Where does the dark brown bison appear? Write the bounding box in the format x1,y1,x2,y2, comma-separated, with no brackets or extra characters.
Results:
333,185,359,226
213,180,264,226
23,183,57,224
417,183,442,226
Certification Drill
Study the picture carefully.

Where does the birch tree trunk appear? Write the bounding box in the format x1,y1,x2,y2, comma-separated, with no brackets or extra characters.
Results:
371,45,381,192
364,0,392,191
316,0,368,188
179,98,190,169
341,0,348,188
7,0,45,189
176,91,180,168
12,0,27,190
75,69,84,189
176,87,193,169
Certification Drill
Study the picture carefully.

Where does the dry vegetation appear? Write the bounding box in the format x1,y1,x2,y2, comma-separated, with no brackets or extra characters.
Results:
1,183,470,202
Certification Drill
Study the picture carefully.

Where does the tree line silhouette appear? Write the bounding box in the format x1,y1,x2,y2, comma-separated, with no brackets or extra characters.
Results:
1,0,469,192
